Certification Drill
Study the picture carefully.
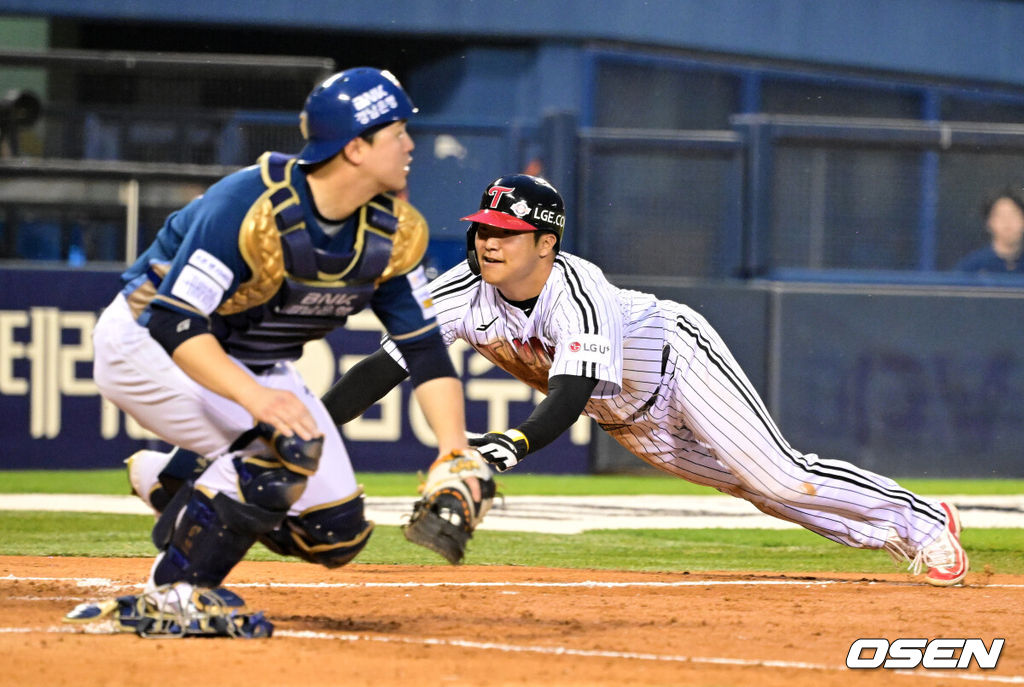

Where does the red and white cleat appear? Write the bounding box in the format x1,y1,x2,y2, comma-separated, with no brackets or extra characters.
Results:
920,502,968,587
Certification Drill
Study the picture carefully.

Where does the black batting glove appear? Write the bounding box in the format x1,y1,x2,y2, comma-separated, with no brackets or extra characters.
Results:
468,430,529,472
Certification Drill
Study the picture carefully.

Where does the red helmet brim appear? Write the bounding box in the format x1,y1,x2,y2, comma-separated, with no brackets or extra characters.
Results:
461,209,537,232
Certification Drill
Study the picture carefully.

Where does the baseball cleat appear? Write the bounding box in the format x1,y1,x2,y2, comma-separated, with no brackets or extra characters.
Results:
920,502,968,587
63,585,273,638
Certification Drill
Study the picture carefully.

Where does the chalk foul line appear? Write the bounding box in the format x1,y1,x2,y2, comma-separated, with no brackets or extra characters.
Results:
0,624,1020,683
3,574,1024,590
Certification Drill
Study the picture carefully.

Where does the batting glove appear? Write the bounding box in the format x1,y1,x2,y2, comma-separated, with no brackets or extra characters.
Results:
468,430,529,472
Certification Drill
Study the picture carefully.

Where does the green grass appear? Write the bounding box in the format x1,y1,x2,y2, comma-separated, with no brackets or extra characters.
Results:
2,470,1021,576
1,511,1020,575
3,469,1023,496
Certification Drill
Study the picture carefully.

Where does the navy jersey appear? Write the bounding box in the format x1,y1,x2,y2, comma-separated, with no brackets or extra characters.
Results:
120,153,438,362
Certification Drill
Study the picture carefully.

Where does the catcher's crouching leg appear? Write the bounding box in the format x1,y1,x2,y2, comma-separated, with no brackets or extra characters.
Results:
141,433,322,636
402,450,496,564
63,481,289,639
66,430,324,637
260,489,374,568
151,426,324,587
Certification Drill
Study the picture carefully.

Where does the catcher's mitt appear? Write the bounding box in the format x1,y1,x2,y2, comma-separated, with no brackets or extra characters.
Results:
402,449,496,564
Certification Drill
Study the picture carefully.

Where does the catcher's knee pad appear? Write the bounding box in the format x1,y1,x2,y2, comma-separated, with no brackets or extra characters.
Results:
260,490,373,568
230,427,325,511
235,423,325,476
151,485,285,588
233,454,309,512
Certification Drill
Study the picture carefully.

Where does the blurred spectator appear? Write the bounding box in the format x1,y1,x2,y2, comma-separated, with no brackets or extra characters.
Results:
956,188,1024,274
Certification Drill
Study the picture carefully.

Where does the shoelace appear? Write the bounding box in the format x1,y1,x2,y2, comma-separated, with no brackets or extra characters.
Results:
136,584,192,638
906,550,926,575
138,585,249,638
892,533,956,576
920,533,956,570
884,529,954,575
883,529,914,566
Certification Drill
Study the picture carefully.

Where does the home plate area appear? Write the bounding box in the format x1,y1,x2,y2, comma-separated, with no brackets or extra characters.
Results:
2,493,1020,533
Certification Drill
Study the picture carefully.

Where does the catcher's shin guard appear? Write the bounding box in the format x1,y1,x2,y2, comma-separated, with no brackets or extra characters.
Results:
151,427,325,586
127,448,212,514
154,448,210,510
151,486,285,587
260,489,374,568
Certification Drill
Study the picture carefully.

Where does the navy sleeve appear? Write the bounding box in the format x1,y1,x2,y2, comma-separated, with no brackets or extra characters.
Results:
392,329,458,387
148,174,257,317
146,303,211,355
370,265,441,344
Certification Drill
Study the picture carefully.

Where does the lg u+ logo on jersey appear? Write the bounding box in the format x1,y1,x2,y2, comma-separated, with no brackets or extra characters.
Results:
566,335,612,366
846,638,1004,670
569,341,608,354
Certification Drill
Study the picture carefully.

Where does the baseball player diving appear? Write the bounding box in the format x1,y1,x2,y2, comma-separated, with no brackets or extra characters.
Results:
322,173,969,587
65,68,494,637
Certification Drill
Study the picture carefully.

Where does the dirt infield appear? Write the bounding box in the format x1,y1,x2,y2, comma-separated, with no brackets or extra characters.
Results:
2,556,1021,687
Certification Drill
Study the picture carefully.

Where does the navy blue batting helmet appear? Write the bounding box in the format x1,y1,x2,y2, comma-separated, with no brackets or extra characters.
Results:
297,67,417,165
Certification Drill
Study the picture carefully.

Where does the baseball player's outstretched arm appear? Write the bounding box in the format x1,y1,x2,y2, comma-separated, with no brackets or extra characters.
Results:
322,348,409,425
519,374,598,451
471,374,597,471
325,347,470,452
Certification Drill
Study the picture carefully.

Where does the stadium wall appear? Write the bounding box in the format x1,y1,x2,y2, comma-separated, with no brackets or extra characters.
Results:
2,268,1021,477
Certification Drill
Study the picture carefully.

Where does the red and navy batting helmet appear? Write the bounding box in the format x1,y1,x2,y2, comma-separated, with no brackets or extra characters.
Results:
462,174,565,274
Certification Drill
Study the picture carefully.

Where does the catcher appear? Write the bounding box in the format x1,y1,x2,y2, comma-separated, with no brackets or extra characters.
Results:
68,67,495,638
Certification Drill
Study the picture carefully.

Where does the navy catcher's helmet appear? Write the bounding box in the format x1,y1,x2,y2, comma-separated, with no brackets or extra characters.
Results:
461,174,565,275
297,67,417,165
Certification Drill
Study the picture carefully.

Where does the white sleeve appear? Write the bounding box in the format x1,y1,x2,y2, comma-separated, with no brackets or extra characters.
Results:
381,335,407,370
547,263,623,398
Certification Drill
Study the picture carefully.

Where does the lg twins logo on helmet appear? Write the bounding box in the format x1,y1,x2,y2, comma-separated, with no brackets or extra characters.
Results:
510,199,531,218
352,85,400,125
487,185,516,208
